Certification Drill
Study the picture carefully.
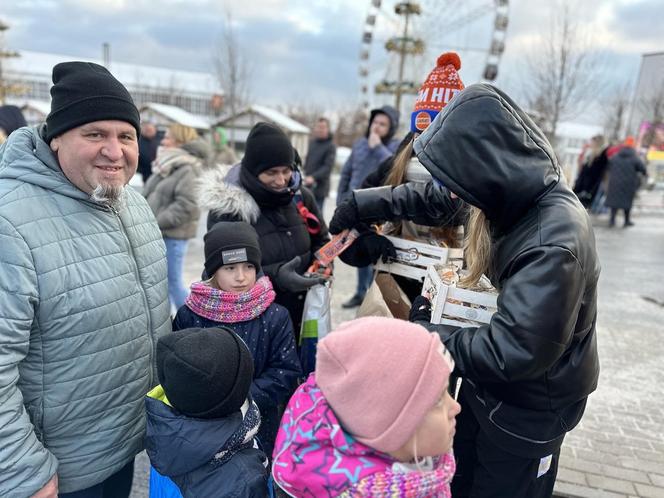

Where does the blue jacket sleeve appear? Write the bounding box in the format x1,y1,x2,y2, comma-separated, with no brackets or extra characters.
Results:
372,142,394,164
250,307,302,411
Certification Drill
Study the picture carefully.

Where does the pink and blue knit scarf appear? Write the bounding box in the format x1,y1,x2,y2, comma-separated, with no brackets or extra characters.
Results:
185,276,276,323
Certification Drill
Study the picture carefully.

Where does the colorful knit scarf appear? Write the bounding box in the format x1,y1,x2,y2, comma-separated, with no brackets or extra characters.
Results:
185,276,276,323
338,454,455,497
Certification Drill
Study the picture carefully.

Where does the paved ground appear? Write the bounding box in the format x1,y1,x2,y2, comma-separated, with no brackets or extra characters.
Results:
553,190,664,498
130,184,664,498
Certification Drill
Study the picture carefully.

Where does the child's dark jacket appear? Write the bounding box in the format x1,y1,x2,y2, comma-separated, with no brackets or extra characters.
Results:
145,392,268,497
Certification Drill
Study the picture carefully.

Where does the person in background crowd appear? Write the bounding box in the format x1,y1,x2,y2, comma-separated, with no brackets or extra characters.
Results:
604,136,647,227
143,124,207,310
137,121,162,183
198,122,329,342
173,221,301,457
340,52,467,301
273,317,460,498
303,117,336,214
331,83,600,498
211,125,238,166
0,61,170,498
336,105,400,308
573,135,608,209
145,327,269,498
0,104,28,144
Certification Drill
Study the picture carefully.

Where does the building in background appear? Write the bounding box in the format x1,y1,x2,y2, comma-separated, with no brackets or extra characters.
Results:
215,104,311,156
4,50,223,119
628,52,664,138
139,103,211,133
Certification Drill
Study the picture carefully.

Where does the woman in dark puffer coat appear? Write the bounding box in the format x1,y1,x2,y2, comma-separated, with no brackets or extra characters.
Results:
198,122,329,340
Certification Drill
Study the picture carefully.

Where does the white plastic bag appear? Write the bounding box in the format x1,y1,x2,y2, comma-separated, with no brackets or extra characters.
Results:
299,282,331,374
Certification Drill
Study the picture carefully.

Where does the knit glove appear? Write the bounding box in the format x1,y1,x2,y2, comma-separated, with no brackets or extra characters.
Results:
409,295,432,324
339,232,397,267
276,256,326,293
329,197,360,234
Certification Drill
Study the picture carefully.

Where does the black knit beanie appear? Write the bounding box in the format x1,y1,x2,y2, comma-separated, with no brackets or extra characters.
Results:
204,221,262,277
45,61,140,142
241,122,294,177
157,327,254,419
0,105,27,135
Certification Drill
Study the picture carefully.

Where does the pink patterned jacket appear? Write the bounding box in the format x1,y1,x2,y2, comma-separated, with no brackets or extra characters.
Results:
272,375,455,497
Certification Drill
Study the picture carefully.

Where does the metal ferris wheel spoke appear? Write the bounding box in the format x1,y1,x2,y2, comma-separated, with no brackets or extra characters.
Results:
358,0,509,108
435,2,496,33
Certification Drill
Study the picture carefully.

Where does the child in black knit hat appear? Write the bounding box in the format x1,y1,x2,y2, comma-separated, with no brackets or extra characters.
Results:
173,221,302,458
145,326,269,498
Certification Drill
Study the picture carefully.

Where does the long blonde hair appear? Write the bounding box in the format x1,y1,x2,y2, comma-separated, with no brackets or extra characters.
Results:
460,206,492,287
385,138,414,187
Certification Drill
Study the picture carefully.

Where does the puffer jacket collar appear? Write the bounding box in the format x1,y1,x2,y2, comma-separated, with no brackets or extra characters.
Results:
414,84,560,233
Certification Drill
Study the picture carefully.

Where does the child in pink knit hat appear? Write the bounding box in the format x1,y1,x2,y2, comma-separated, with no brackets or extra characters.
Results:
272,316,460,497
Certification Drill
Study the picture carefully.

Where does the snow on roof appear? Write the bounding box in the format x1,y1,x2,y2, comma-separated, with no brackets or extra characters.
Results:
6,50,223,96
217,104,309,134
140,103,211,130
250,105,309,133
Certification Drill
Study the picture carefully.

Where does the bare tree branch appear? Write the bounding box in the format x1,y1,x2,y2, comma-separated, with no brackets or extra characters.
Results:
603,83,632,143
524,2,604,142
212,9,252,147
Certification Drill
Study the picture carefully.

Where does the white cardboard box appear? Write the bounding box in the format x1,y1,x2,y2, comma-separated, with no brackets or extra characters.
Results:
373,235,464,281
421,265,498,327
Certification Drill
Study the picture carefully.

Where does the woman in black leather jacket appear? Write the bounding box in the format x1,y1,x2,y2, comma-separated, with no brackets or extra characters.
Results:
330,84,600,498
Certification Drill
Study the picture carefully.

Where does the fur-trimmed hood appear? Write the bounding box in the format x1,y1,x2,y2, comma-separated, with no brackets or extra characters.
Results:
197,163,261,224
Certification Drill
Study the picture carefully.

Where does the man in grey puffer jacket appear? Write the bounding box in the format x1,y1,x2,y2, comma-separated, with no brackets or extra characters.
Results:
0,62,171,498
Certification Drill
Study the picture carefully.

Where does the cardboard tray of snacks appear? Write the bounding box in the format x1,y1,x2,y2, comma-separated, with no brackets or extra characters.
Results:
373,235,464,281
421,264,498,327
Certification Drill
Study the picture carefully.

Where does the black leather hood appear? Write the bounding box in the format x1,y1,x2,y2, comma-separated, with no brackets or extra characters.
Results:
414,83,560,231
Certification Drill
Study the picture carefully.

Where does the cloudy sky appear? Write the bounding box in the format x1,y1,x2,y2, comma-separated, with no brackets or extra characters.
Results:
3,0,663,124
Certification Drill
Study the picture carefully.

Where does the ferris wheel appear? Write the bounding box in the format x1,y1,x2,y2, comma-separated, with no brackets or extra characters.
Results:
358,0,509,115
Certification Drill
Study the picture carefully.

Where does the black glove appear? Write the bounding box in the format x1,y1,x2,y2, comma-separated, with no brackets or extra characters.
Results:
329,197,360,234
340,232,396,267
276,256,326,293
409,295,432,323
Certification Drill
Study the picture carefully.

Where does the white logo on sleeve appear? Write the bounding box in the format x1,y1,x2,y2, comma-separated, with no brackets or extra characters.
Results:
537,454,553,478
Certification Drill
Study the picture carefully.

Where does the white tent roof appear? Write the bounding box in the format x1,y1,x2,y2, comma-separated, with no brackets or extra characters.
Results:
217,105,310,134
140,103,211,130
